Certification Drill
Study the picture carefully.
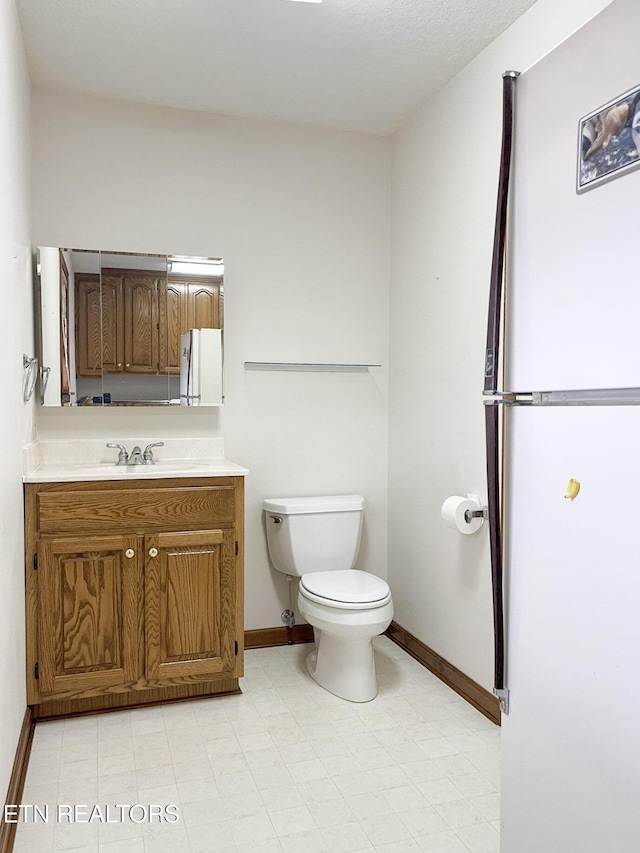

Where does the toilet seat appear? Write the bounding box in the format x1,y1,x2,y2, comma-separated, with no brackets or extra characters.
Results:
299,570,391,610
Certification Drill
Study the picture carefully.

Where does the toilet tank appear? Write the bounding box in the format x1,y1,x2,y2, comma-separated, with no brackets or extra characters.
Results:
263,495,365,576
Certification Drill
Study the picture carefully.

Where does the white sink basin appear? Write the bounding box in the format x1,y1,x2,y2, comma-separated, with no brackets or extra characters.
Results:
22,439,249,483
110,460,208,473
24,458,248,483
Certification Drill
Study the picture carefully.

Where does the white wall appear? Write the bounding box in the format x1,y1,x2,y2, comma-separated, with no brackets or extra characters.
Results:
31,92,391,631
0,0,32,802
388,0,613,691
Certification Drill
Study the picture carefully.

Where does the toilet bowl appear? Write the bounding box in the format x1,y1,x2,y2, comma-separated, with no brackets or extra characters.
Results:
263,495,393,702
298,569,393,702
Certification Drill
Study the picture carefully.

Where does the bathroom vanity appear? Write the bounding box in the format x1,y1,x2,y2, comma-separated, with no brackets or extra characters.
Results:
23,440,247,719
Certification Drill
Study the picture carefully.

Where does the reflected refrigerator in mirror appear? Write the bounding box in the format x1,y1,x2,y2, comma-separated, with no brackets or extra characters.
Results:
180,329,223,406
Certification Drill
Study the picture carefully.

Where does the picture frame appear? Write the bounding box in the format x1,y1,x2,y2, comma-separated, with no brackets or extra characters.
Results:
577,83,640,193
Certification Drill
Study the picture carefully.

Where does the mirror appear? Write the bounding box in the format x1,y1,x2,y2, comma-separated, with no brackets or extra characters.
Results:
36,247,224,407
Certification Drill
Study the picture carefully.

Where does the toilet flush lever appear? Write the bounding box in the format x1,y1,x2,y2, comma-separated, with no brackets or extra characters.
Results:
269,515,283,524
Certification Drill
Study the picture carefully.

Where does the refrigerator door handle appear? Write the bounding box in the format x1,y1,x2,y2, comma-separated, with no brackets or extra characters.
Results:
484,70,519,716
484,391,535,405
485,404,508,714
489,388,640,406
484,69,520,397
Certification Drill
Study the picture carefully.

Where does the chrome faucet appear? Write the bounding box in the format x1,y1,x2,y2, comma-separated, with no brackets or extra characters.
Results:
129,446,144,465
106,441,165,465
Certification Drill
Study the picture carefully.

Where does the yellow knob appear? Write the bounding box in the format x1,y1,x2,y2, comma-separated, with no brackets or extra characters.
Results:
149,547,158,558
125,548,135,559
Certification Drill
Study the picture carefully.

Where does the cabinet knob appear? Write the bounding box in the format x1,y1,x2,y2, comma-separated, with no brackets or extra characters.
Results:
126,363,130,368
125,548,135,559
149,547,158,558
117,362,122,368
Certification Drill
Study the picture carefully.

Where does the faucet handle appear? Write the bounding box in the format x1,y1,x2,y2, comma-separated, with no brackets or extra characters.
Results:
143,442,164,464
106,443,129,465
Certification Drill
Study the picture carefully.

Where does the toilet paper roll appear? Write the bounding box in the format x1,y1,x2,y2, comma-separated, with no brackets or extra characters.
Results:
441,495,484,535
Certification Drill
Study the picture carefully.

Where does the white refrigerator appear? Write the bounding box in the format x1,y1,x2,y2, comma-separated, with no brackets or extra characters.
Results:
179,328,223,406
485,1,640,850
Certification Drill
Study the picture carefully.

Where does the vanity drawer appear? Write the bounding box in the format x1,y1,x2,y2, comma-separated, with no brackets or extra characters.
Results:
35,482,236,533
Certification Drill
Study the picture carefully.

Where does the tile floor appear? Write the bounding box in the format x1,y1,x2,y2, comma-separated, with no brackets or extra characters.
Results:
13,637,501,853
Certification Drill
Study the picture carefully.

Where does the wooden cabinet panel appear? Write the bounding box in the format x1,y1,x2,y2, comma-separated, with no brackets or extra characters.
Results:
158,277,222,374
76,274,123,376
188,281,221,330
36,484,236,534
100,276,124,373
75,275,102,376
158,280,187,374
123,275,159,373
37,535,138,697
145,530,236,683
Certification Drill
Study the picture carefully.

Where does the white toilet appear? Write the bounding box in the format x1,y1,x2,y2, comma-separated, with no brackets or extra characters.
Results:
263,494,393,702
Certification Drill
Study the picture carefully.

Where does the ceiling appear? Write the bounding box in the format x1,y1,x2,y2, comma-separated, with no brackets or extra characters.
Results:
16,0,537,135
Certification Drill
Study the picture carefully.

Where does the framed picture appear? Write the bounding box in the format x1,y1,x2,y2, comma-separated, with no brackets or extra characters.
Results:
577,83,640,193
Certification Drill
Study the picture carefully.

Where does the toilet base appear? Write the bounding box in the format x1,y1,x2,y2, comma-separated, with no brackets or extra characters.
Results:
306,630,378,703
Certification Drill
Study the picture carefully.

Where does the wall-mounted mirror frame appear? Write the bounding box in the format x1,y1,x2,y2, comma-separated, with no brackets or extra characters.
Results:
35,247,224,407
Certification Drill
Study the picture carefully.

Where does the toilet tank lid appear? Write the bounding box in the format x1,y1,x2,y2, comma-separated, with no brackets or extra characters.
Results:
263,494,365,514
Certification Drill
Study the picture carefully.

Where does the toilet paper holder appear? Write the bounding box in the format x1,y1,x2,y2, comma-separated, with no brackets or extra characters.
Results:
441,493,488,534
465,507,489,523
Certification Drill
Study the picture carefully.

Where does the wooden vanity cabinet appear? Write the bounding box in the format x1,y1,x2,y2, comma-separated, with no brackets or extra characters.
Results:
25,477,244,718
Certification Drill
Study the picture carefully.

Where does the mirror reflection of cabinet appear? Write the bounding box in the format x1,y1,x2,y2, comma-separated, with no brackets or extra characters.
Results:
75,274,103,376
120,272,160,374
159,278,222,374
36,248,224,407
159,279,184,374
101,275,124,373
77,271,164,376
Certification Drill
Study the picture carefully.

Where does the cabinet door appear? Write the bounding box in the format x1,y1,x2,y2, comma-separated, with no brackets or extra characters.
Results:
158,279,187,374
123,275,159,373
100,275,124,373
75,275,102,376
187,281,221,330
158,277,222,374
75,274,123,376
145,529,237,684
37,535,139,698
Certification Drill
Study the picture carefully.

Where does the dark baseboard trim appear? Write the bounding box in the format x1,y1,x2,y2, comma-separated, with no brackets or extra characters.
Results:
245,624,314,649
0,708,35,853
385,621,500,726
32,682,241,722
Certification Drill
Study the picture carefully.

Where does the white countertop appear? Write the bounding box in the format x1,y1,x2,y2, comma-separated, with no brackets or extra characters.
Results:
23,438,249,483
